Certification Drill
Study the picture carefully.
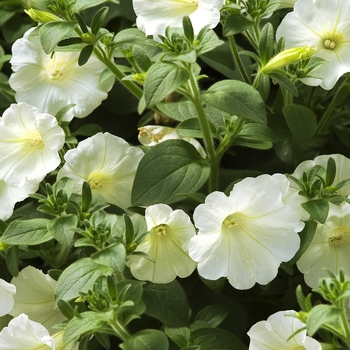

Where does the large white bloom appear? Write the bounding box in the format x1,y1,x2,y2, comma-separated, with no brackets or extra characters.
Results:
276,0,350,90
0,314,55,350
0,278,16,317
133,0,223,39
188,175,304,290
297,201,350,288
0,102,65,187
10,266,65,334
291,153,350,197
57,132,144,211
248,310,321,350
127,204,197,283
138,125,206,158
0,180,39,221
9,27,114,120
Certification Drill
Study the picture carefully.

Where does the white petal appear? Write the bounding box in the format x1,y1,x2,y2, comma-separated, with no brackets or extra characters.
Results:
0,279,16,316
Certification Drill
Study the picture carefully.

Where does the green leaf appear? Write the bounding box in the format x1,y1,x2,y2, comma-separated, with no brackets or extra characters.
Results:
74,12,88,33
302,199,329,224
144,62,190,106
326,157,336,186
57,299,75,320
164,327,190,348
91,6,108,35
63,311,108,344
283,104,317,148
183,16,194,42
307,305,343,336
91,243,126,273
120,329,169,350
259,23,274,65
223,13,254,36
78,45,94,66
202,80,267,124
131,140,210,206
6,246,19,277
269,72,298,97
1,219,52,245
48,215,78,247
113,28,152,46
55,258,113,301
39,21,78,54
195,304,230,329
143,280,189,327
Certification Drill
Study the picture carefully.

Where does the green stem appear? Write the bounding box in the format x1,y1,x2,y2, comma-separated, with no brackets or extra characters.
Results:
186,63,218,192
340,306,350,346
228,35,251,84
110,319,131,342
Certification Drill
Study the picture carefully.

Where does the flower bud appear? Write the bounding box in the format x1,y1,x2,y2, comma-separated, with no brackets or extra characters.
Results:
260,46,316,73
25,8,62,23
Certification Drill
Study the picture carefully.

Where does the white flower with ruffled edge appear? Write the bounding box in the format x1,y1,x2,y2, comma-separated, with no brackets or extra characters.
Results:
0,278,16,317
133,0,223,40
0,180,39,221
126,203,197,283
57,132,144,211
0,314,55,350
9,27,114,121
297,201,350,288
248,310,321,350
138,125,206,158
0,102,65,187
10,266,65,334
291,153,350,197
188,174,304,290
276,0,350,90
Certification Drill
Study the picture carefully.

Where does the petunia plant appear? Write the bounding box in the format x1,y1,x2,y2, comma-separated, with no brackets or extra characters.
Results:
2,0,350,349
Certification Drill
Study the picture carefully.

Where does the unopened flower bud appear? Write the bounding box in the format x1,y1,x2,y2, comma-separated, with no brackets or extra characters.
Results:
25,8,62,23
261,46,316,73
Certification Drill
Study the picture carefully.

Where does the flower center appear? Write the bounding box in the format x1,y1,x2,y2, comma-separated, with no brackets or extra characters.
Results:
45,52,75,81
23,131,44,148
329,227,350,244
88,172,107,189
322,32,343,50
223,214,239,230
152,224,168,237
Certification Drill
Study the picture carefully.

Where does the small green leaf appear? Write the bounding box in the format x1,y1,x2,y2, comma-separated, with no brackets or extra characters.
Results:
74,12,88,33
223,13,254,36
326,157,336,186
307,305,343,336
6,246,19,277
195,304,231,329
78,45,94,66
183,16,194,43
39,21,78,54
302,199,329,224
81,182,92,213
91,6,108,35
91,243,126,273
131,140,210,206
283,104,317,148
259,23,275,65
2,219,52,245
201,80,267,124
269,72,298,97
144,62,190,106
164,327,190,348
120,329,169,350
48,215,78,247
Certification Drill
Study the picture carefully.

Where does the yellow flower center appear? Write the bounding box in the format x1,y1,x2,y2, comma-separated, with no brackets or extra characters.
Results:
23,131,44,148
322,32,343,50
45,52,75,81
152,224,168,237
329,227,349,244
88,171,108,189
223,214,239,230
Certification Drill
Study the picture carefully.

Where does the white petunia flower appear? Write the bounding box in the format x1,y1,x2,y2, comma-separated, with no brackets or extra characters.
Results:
0,102,65,187
291,153,350,197
0,278,16,317
0,314,55,350
188,175,304,290
138,125,206,158
9,27,114,120
276,0,350,90
57,132,144,211
133,0,223,40
126,203,197,283
248,310,322,350
10,266,65,334
297,201,350,288
0,180,39,221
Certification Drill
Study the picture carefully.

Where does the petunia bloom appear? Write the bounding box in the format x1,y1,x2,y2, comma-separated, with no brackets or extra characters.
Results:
133,0,223,40
138,125,206,158
0,314,55,350
57,132,144,211
126,203,197,283
248,310,322,350
0,102,65,187
297,201,350,288
0,278,16,317
0,180,39,221
10,266,65,334
276,0,350,90
188,174,304,290
9,27,115,120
